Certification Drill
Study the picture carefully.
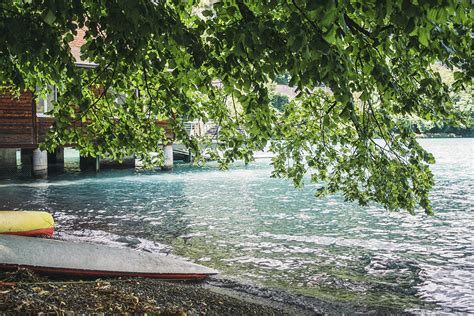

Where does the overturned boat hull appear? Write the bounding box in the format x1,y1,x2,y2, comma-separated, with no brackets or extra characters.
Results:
0,235,217,280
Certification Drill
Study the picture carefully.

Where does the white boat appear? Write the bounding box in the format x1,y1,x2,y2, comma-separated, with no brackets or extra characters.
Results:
0,235,217,280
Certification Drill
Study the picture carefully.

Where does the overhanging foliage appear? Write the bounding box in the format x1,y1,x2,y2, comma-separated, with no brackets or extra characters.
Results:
0,0,472,214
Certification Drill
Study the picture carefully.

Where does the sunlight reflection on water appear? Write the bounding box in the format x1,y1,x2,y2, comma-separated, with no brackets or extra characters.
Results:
0,138,473,313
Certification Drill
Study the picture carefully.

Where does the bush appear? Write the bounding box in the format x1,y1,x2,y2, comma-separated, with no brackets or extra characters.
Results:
274,74,290,85
270,94,289,112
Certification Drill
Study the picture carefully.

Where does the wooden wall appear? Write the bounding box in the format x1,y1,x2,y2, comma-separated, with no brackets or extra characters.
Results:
0,90,174,149
0,91,36,148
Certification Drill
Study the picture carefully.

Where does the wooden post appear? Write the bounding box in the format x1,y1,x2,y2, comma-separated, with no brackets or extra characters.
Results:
80,155,100,172
0,148,17,168
19,148,33,175
48,147,64,164
47,147,64,173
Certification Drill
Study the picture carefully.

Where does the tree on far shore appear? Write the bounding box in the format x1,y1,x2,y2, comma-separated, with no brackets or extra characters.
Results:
0,1,472,214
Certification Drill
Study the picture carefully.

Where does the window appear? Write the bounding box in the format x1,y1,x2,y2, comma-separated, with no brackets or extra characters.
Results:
36,85,57,116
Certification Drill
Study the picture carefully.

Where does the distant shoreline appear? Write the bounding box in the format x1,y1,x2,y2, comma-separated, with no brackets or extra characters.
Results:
416,133,473,138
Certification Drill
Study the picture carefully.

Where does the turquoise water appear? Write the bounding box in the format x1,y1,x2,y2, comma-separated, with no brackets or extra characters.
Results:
0,139,473,313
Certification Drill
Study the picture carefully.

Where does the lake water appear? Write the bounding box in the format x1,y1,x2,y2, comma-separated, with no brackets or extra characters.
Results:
0,139,472,313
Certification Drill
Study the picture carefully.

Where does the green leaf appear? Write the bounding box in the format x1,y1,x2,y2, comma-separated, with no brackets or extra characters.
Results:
291,36,303,51
418,28,430,47
44,10,56,26
226,6,237,16
322,25,337,44
202,9,213,17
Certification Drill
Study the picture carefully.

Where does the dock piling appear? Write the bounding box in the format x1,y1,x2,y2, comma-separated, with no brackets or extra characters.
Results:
162,143,173,171
32,149,48,177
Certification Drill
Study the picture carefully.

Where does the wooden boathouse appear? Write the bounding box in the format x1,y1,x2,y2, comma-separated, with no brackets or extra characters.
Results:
0,88,175,176
0,89,61,175
0,28,174,175
0,29,206,176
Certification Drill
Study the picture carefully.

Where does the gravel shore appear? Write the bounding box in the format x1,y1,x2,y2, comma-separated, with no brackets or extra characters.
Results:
1,269,412,315
0,269,293,315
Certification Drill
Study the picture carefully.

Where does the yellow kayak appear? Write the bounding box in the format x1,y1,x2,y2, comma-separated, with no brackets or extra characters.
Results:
0,211,54,237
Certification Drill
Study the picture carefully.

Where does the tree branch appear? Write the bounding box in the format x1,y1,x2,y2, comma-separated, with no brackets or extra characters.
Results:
291,0,321,33
344,14,372,38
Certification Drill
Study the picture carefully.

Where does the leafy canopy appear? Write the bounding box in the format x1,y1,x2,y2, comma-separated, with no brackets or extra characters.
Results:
0,0,472,214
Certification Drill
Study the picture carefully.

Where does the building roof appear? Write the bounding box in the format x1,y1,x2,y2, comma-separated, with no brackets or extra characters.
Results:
274,84,298,99
69,28,97,68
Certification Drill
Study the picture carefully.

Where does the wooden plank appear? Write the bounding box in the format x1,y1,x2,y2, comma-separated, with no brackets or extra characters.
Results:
0,91,35,147
0,134,34,144
0,119,35,124
0,130,33,135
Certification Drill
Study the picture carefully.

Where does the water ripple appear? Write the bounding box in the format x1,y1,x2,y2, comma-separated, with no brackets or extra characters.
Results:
0,138,472,313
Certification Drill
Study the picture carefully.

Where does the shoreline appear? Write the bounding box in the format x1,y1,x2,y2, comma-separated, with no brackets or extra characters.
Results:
0,269,410,315
0,233,424,314
415,133,473,138
0,269,290,315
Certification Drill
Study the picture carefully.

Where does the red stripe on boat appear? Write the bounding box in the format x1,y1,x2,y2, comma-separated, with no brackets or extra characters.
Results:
0,227,54,237
0,264,211,280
